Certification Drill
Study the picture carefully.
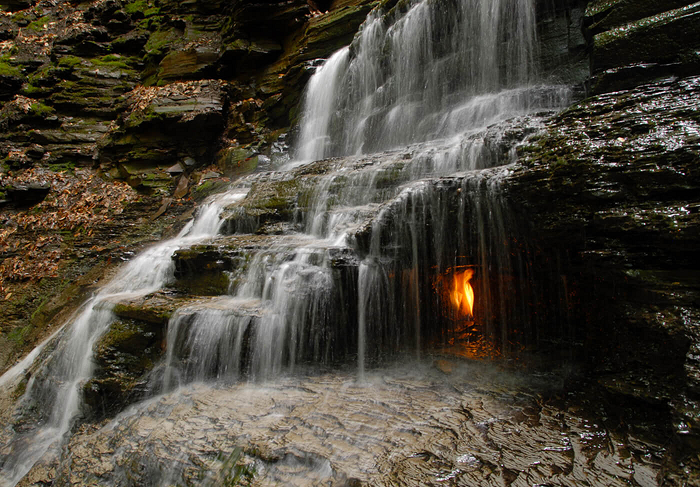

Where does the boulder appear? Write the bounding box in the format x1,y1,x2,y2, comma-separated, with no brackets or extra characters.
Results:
83,317,165,419
6,182,51,207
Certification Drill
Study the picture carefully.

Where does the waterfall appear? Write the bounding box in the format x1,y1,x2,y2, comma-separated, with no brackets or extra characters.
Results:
294,0,561,160
291,0,569,376
0,0,573,484
0,190,246,486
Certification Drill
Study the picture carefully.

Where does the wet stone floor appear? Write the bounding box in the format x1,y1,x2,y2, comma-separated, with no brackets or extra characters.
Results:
25,361,666,486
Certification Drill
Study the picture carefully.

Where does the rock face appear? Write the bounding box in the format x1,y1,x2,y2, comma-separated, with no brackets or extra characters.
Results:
506,0,700,479
585,0,700,93
0,0,378,373
509,74,700,464
0,0,380,192
1,0,700,484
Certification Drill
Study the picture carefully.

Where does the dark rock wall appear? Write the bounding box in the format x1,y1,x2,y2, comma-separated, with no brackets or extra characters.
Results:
585,0,700,93
0,0,380,192
506,0,700,480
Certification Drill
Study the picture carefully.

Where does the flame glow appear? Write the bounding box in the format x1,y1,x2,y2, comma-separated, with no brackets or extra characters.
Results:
451,269,475,317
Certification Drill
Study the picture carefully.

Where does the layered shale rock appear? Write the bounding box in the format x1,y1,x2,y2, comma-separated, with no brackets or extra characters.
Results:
0,0,380,192
2,0,700,483
509,74,700,475
584,0,700,93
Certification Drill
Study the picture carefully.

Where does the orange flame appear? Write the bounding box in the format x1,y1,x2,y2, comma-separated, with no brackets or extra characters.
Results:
451,269,475,317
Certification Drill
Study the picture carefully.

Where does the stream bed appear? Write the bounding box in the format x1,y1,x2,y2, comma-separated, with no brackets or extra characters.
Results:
22,361,664,486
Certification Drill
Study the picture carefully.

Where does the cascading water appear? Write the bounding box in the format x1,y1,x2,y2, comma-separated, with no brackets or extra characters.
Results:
0,0,575,484
0,190,246,486
294,0,556,161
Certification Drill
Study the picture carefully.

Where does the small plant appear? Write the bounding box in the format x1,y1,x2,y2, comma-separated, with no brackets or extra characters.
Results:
7,325,32,346
207,448,256,486
29,102,55,117
25,15,52,33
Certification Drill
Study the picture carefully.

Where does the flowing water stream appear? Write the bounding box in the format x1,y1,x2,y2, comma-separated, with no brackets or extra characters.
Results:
0,191,247,486
0,0,664,485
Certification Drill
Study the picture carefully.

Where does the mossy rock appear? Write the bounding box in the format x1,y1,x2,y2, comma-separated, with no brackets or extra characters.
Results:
192,179,230,201
592,3,700,75
112,294,177,324
97,317,162,358
217,147,259,178
85,315,164,419
172,270,231,296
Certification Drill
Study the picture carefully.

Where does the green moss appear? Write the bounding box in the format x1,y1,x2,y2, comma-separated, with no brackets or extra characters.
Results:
21,84,44,96
57,55,84,68
10,10,34,26
247,178,304,211
99,319,155,353
25,65,56,88
144,29,177,55
112,302,173,324
29,296,50,324
29,102,55,117
217,147,259,178
47,161,76,173
0,55,22,77
25,15,52,33
124,0,160,16
91,54,135,71
192,180,230,201
176,271,230,296
12,378,27,399
124,0,147,13
7,325,32,346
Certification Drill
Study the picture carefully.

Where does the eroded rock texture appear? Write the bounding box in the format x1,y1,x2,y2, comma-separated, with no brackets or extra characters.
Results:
1,0,699,484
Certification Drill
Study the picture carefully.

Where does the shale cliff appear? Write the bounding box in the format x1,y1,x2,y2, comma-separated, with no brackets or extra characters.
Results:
0,0,699,483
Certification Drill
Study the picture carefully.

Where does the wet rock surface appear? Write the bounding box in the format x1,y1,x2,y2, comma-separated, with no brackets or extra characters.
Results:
584,0,700,93
1,0,700,485
26,364,671,486
509,74,700,480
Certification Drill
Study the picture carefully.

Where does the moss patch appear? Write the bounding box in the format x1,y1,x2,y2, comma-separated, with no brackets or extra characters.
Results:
25,15,52,33
28,102,55,117
0,56,22,77
192,180,230,201
124,0,161,17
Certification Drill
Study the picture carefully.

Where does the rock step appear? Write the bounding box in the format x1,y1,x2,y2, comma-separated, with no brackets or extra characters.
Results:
107,291,217,325
172,233,360,295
